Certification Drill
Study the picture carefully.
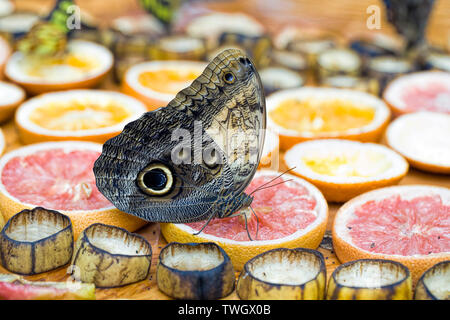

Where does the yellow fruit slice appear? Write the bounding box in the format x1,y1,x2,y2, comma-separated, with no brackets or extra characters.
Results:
386,111,450,174
0,207,73,275
161,170,328,271
267,87,391,150
0,141,147,239
15,89,147,144
414,261,450,300
237,248,326,300
156,242,235,299
326,259,412,300
122,60,206,110
284,139,409,202
5,40,113,94
332,185,450,284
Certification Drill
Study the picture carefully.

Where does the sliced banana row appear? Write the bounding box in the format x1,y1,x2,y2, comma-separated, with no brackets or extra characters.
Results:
0,208,153,291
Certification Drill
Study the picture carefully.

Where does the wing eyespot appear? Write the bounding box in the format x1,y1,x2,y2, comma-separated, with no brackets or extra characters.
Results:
223,72,235,84
137,163,173,196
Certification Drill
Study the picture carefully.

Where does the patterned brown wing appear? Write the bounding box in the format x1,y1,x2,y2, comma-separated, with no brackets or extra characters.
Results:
93,49,265,223
169,49,266,194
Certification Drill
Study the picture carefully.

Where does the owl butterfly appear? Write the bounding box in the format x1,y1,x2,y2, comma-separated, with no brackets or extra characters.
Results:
93,49,266,236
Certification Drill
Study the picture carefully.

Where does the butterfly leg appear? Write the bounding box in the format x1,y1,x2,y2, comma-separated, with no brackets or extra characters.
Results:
192,208,216,236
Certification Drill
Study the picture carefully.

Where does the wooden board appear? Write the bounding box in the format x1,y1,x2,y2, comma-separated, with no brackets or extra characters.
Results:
1,0,449,300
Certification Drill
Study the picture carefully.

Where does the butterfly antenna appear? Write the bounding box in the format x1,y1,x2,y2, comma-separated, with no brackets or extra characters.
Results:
250,167,296,196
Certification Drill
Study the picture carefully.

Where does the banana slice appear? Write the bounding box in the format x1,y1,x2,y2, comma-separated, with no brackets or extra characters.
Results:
415,261,450,300
0,207,73,275
0,273,95,300
71,223,152,288
156,242,235,300
327,259,413,300
150,35,206,61
236,248,326,300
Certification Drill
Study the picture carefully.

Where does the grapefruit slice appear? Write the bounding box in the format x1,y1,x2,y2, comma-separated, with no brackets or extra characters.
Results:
5,40,113,94
383,71,450,115
161,170,328,270
0,81,25,123
0,274,95,300
15,89,147,144
386,111,450,174
122,60,206,110
0,141,146,239
333,185,450,283
284,139,409,202
266,87,391,150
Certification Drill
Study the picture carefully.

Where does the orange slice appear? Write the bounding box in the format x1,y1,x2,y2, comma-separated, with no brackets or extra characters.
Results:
121,60,206,110
5,40,113,94
267,87,391,150
0,81,25,123
386,111,450,174
0,141,147,238
284,139,409,202
161,170,328,270
383,71,450,115
15,89,147,144
332,185,450,283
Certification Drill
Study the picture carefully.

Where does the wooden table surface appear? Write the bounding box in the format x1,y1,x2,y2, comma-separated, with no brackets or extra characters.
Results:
1,0,449,300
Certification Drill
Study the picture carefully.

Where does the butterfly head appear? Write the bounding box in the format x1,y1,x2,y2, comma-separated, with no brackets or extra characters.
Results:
216,192,253,219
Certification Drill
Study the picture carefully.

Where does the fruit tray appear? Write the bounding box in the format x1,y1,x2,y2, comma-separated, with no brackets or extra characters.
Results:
1,0,448,300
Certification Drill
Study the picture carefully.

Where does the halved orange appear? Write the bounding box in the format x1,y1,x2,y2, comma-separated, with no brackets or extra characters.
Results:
333,185,450,283
161,170,328,270
0,141,147,238
0,81,25,123
267,87,391,150
386,111,450,174
121,60,206,110
383,71,450,115
15,89,147,144
284,139,409,202
5,40,113,94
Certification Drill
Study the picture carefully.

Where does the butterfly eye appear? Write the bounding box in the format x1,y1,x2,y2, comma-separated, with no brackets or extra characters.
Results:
223,72,235,84
137,163,173,196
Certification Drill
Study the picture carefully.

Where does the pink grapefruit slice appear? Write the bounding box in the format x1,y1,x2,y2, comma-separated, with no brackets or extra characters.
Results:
0,141,146,238
383,71,450,115
333,185,450,283
161,170,328,270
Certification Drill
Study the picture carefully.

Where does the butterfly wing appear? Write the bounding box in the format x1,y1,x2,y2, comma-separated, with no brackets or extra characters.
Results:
170,49,266,195
94,49,265,223
94,106,234,223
